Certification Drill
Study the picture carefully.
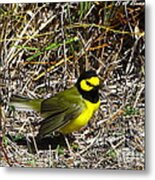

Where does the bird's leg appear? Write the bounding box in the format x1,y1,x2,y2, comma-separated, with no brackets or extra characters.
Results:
64,135,74,156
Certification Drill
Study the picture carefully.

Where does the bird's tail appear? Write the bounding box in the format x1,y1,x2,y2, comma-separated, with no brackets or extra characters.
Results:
10,95,43,112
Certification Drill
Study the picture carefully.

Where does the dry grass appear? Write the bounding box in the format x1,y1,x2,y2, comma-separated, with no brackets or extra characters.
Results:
0,1,145,169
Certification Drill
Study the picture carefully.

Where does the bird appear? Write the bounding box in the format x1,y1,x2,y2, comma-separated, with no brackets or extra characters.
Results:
10,70,100,138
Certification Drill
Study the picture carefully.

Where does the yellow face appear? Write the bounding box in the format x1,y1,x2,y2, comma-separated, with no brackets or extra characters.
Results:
80,76,100,91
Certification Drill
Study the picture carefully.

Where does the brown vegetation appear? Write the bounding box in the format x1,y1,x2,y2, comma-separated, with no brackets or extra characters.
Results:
0,1,145,169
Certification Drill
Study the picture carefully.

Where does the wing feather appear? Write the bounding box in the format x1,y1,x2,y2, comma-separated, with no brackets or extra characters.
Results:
38,87,84,137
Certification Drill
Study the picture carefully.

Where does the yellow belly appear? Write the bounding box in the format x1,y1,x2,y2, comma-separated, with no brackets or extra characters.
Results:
60,99,100,134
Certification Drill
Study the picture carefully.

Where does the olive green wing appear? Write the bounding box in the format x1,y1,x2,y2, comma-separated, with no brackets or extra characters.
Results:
38,88,84,138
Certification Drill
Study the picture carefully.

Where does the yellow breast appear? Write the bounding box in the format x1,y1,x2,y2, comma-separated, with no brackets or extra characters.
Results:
60,99,100,134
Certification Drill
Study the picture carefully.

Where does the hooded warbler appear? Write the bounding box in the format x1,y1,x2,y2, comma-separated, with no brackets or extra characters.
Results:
10,70,100,138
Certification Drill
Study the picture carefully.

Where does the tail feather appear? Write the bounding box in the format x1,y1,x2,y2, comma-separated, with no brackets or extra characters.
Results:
10,95,42,112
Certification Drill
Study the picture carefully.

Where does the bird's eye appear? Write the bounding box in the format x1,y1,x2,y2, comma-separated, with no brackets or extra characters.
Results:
86,81,93,87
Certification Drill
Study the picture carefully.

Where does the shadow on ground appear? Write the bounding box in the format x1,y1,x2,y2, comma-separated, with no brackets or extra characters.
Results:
7,133,75,154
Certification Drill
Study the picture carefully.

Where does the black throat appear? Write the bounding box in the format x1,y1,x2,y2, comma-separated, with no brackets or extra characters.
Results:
76,83,99,103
